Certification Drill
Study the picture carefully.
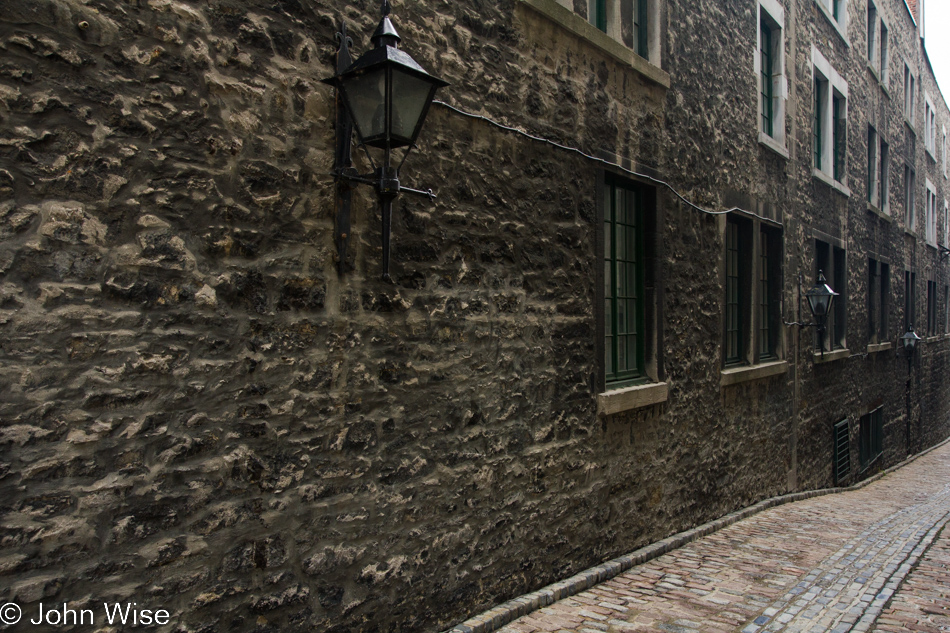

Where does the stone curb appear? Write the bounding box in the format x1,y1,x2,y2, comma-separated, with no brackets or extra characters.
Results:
441,437,950,633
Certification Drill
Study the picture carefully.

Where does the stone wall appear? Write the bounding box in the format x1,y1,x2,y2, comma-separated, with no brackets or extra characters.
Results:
0,0,948,632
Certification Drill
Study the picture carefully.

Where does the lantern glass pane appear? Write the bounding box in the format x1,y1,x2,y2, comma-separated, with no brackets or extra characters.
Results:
391,68,435,143
343,68,388,142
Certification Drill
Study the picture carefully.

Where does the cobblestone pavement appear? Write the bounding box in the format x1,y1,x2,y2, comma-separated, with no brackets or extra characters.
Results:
498,443,950,633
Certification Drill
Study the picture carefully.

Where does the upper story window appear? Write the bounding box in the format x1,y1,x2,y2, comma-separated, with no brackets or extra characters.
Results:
924,95,936,157
816,0,848,41
813,48,848,189
926,179,937,245
867,3,876,63
880,22,888,84
944,126,948,177
905,164,916,231
758,0,787,153
904,64,916,126
585,0,651,60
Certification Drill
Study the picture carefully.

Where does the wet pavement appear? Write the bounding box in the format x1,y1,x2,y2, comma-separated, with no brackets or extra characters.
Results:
497,442,950,633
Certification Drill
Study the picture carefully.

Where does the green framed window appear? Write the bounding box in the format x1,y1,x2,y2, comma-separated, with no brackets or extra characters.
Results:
814,77,823,171
633,0,648,58
725,220,743,364
591,0,607,32
833,94,846,182
758,228,779,359
604,178,645,384
760,19,774,137
859,407,883,471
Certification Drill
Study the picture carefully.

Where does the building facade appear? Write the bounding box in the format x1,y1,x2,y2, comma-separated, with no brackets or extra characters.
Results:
0,0,948,632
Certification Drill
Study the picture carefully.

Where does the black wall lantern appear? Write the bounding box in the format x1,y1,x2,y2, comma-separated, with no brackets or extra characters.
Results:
800,271,838,357
322,0,448,280
900,327,922,353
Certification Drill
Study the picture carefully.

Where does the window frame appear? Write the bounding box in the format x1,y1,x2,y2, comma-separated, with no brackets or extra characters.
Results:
812,47,849,190
722,213,784,368
904,64,916,126
905,270,916,334
924,94,937,157
815,0,849,42
927,279,938,337
597,171,660,394
905,164,916,232
816,239,847,352
757,0,787,153
868,258,889,345
925,179,937,245
583,0,654,61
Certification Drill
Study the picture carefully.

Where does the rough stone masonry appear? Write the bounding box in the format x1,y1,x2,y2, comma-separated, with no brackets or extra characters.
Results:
1,0,949,632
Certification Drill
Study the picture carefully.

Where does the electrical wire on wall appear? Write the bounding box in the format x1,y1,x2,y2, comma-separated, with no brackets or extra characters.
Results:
433,100,783,227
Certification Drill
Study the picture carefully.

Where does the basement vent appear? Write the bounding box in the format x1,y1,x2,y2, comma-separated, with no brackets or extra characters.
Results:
834,418,850,484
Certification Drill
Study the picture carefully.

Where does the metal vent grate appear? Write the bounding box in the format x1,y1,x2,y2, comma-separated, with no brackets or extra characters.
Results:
834,418,850,484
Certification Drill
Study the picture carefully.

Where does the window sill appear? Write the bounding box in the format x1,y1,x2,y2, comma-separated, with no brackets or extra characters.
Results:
905,118,917,134
759,133,789,159
927,240,938,249
867,61,880,83
814,0,849,46
926,335,942,344
519,0,670,89
813,348,850,363
867,341,893,354
720,360,788,387
597,380,669,416
813,168,851,197
867,203,892,221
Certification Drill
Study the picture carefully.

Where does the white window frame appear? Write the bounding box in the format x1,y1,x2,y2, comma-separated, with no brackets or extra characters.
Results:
867,2,877,66
904,64,916,126
924,94,936,156
584,0,658,62
815,0,849,43
925,179,937,245
880,20,888,84
905,164,916,231
812,47,849,194
943,125,948,178
757,0,788,156
944,198,949,247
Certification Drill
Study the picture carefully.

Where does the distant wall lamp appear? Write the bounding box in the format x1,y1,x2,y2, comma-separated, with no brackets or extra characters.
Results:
900,327,922,354
322,0,448,280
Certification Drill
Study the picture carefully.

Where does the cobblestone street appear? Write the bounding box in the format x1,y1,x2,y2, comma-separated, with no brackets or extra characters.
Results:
497,443,950,633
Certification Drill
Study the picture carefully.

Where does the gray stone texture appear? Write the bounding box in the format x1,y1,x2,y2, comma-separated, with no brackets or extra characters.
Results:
0,0,948,632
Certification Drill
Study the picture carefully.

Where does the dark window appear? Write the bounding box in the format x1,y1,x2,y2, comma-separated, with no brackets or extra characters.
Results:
867,3,876,62
725,218,745,365
868,259,889,344
633,0,647,58
880,139,889,209
724,217,782,366
592,0,607,32
760,19,774,137
927,280,937,336
905,270,916,333
859,407,884,470
604,178,645,384
833,94,846,182
759,227,781,359
816,240,846,351
867,126,877,203
814,77,823,171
